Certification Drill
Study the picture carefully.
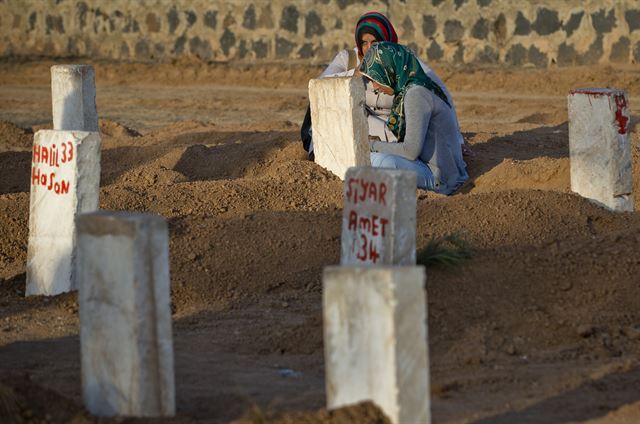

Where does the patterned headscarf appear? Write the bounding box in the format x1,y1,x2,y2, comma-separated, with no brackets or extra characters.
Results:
355,12,398,56
359,42,451,141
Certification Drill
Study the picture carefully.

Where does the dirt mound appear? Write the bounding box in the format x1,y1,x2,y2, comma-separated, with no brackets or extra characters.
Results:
0,121,32,152
2,63,640,423
234,401,390,424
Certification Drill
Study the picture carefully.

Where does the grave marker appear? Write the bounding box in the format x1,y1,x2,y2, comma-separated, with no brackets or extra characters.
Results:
51,64,99,132
568,88,633,212
26,130,101,296
323,266,430,424
77,211,175,417
341,167,416,266
308,77,370,179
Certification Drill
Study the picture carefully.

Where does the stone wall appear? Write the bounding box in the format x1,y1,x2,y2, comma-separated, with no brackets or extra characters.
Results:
1,0,639,67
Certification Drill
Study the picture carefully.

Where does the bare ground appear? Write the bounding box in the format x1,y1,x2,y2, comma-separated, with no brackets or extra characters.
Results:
1,59,640,423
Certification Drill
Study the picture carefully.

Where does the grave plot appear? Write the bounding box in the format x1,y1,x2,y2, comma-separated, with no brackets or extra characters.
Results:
308,77,370,179
77,211,175,417
568,88,633,212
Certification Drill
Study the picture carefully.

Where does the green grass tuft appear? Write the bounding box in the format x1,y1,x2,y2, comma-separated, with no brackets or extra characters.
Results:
417,233,473,269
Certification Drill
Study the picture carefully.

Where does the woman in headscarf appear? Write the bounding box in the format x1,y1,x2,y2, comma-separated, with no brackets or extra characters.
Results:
359,42,468,194
303,12,465,157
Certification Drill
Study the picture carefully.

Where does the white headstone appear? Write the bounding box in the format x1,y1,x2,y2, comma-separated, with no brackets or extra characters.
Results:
51,64,99,132
323,266,430,424
568,88,633,212
26,130,101,296
308,77,370,179
341,167,416,266
77,211,175,417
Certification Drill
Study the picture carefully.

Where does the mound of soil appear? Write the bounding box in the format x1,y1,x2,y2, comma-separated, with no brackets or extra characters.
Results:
1,62,640,423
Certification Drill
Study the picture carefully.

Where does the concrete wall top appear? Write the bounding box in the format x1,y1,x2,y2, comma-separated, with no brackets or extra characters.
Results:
1,0,639,67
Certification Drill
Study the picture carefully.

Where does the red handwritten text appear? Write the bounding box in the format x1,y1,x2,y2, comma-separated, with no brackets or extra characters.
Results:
32,141,74,168
31,167,70,194
346,178,387,205
347,210,389,263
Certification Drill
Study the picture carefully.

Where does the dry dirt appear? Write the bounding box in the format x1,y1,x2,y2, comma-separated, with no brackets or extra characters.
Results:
1,59,640,423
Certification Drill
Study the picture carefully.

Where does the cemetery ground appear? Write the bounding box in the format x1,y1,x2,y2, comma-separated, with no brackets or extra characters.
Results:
1,60,640,423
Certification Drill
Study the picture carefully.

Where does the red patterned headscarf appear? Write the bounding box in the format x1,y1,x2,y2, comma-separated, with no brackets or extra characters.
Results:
355,12,399,56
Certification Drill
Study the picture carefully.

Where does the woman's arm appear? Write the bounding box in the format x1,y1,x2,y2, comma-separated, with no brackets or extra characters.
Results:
370,86,432,160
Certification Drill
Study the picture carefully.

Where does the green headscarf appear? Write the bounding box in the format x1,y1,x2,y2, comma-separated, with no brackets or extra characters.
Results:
359,42,451,141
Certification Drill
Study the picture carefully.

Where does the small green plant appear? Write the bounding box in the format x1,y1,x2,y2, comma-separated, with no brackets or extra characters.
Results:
417,233,473,268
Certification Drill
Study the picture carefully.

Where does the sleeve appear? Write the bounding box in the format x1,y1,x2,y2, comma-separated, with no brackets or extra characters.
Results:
320,49,350,78
370,87,432,161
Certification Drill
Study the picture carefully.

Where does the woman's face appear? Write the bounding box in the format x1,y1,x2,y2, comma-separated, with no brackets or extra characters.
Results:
360,33,378,57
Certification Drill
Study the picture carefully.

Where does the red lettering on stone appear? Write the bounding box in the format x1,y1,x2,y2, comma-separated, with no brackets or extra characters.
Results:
346,178,355,202
67,141,73,161
40,173,47,186
371,215,379,236
358,216,371,232
380,218,389,237
379,183,387,205
348,210,357,231
60,180,69,194
369,242,380,263
31,166,40,185
42,145,49,164
359,181,369,202
368,182,377,202
615,94,629,135
47,173,55,191
33,144,41,163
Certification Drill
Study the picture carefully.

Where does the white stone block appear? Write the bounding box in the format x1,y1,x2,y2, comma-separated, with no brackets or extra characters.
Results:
51,65,99,132
568,88,633,212
26,130,101,296
323,266,430,424
76,211,175,417
341,167,416,266
309,77,370,179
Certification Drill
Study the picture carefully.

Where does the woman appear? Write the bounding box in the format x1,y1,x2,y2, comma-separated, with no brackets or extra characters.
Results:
359,42,468,194
303,12,465,156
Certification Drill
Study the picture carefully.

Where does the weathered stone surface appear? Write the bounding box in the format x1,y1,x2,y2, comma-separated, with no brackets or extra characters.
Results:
474,45,498,63
563,11,584,37
422,15,436,37
532,7,560,35
305,11,325,38
444,20,464,43
568,89,633,212
203,10,216,30
626,10,640,32
610,37,630,63
557,42,578,66
242,5,255,30
253,39,268,58
275,36,295,58
634,42,640,63
506,44,526,66
514,12,530,36
26,130,101,296
77,211,175,417
280,5,298,33
323,266,430,424
591,8,616,34
1,2,639,66
308,77,370,179
341,167,416,266
219,29,235,56
528,45,547,68
427,40,443,60
51,65,98,132
471,18,489,39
